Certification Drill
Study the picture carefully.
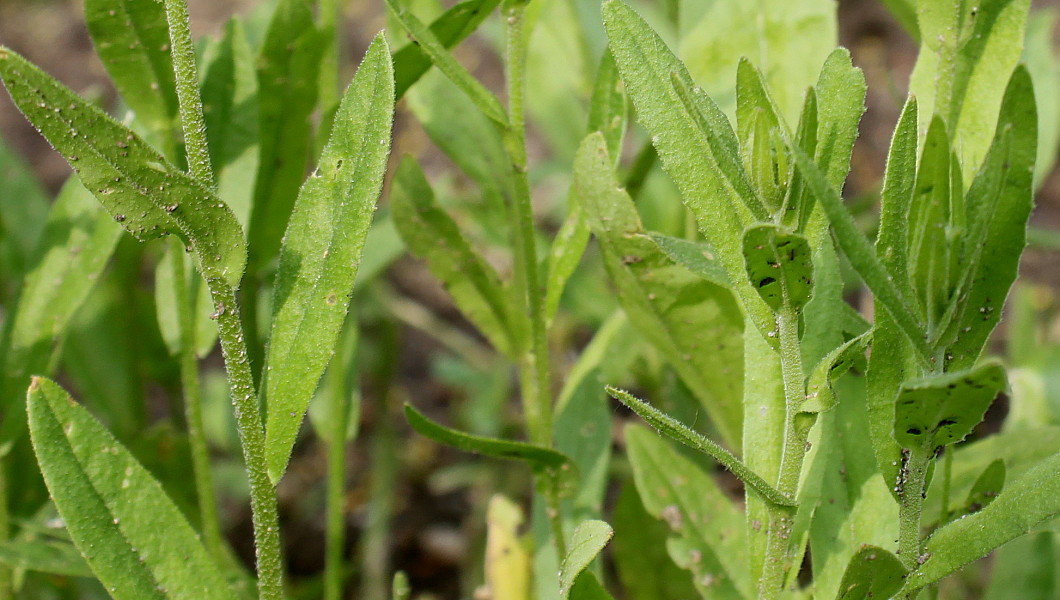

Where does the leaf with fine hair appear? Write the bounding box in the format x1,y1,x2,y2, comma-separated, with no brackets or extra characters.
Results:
84,0,178,143
27,377,238,600
834,545,906,600
647,233,730,288
383,0,506,125
392,0,500,99
892,360,1006,449
0,47,247,288
263,35,394,483
559,520,613,599
390,155,522,358
624,425,752,599
608,387,794,508
742,224,814,313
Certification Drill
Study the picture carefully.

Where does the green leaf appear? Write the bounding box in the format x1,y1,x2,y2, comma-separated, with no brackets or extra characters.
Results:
404,404,574,480
742,224,813,312
942,66,1037,369
610,484,699,600
568,572,614,600
0,179,122,442
0,47,247,288
155,246,217,358
790,142,931,364
392,0,499,98
247,0,326,271
1023,9,1060,189
954,458,1006,520
902,452,1060,592
909,0,1031,171
811,48,866,194
263,35,394,483
892,360,1006,449
27,377,238,600
574,133,744,447
0,540,92,578
984,531,1057,600
875,97,919,294
0,138,49,295
84,0,178,143
609,387,794,508
587,50,626,161
390,155,521,358
801,330,871,414
559,520,613,599
384,0,506,125
647,233,730,288
624,425,751,599
834,545,906,600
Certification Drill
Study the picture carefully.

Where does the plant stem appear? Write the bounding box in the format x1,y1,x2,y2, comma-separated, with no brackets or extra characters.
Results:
360,392,398,600
323,320,357,600
500,0,566,558
759,304,807,597
898,445,931,572
0,464,10,600
211,282,285,600
169,239,225,561
162,0,214,187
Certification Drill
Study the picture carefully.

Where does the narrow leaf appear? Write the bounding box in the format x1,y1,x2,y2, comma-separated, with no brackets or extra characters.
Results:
390,155,521,357
384,0,506,125
393,0,500,98
875,97,918,291
791,142,931,364
647,233,730,288
802,330,872,414
0,540,92,578
263,35,394,482
903,452,1060,591
559,520,613,599
84,0,178,141
893,360,1006,449
0,47,247,288
608,387,795,507
954,458,1006,520
27,377,238,600
404,404,574,478
834,545,906,600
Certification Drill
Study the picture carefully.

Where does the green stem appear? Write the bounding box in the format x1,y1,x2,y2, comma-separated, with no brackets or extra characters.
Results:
759,304,807,598
170,239,225,561
162,0,214,187
500,0,565,559
898,445,931,573
323,320,357,600
211,283,285,600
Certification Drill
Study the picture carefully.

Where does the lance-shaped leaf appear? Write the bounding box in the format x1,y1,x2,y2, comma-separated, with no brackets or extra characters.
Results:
393,0,500,98
84,0,178,141
742,224,813,312
0,47,247,288
791,142,931,364
263,35,394,483
27,377,238,600
559,520,613,599
384,0,506,125
648,233,730,288
801,330,871,414
404,404,575,489
0,540,92,578
902,452,1060,592
247,0,326,271
391,155,521,358
0,180,122,443
941,67,1037,369
893,360,1006,449
875,97,918,293
611,484,699,600
608,387,794,508
575,133,744,447
834,545,906,600
624,425,752,599
950,458,1006,521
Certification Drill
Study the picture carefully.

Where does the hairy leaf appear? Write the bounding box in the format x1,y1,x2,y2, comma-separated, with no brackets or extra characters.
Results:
893,361,1006,449
27,378,238,600
834,545,906,600
0,47,247,288
263,35,394,482
742,224,813,312
559,520,613,599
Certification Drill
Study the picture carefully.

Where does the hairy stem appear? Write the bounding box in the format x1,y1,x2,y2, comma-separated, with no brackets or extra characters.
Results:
898,445,932,572
759,304,807,597
211,283,285,599
162,0,214,187
501,0,566,558
169,239,224,561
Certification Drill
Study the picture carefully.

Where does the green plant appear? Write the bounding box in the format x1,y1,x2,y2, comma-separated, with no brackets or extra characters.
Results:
0,0,1058,599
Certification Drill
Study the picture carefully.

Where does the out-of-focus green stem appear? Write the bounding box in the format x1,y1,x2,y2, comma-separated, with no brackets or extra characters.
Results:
169,238,224,561
323,320,358,600
500,0,566,559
